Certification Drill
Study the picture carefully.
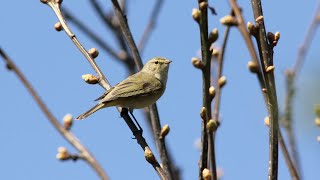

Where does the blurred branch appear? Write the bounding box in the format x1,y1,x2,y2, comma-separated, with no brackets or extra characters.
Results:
282,3,320,179
138,0,164,54
90,0,128,52
109,0,175,179
40,0,167,179
292,3,320,75
0,48,109,180
278,129,300,180
208,20,231,180
110,0,143,69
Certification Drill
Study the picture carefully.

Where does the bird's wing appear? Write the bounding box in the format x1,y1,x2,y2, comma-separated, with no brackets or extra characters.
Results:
94,86,115,101
100,72,163,103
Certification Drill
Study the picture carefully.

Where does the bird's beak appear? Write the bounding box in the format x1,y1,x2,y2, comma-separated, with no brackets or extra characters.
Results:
164,60,172,64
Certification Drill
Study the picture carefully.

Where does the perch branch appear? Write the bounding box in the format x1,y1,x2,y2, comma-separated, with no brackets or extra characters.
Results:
109,0,175,179
40,0,167,179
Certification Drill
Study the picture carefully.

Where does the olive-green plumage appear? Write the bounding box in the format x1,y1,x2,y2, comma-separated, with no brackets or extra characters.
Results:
76,57,171,120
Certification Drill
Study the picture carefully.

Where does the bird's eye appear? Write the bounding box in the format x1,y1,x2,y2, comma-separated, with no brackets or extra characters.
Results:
155,61,159,64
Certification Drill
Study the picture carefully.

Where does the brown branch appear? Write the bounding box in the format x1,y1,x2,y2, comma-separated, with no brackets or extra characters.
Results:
229,1,301,179
61,7,121,61
229,0,266,97
138,0,165,53
40,0,167,179
278,129,300,180
90,0,128,52
195,1,214,179
110,0,143,69
250,1,279,180
208,22,231,180
61,7,136,73
109,0,174,179
0,48,109,180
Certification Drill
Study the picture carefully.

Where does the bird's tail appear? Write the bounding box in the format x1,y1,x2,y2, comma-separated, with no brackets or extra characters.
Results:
76,103,105,120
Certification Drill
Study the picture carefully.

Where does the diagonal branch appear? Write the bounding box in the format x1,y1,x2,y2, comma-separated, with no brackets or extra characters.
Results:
109,0,175,179
138,0,165,54
0,48,109,180
40,0,167,179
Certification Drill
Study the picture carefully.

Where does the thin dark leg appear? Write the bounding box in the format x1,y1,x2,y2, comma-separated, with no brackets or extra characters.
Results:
120,108,143,135
129,109,143,133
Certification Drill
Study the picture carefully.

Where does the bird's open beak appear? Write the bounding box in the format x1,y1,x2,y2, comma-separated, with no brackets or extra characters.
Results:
164,60,172,64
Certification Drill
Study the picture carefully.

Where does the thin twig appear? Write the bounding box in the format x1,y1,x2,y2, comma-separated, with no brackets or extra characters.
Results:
208,23,231,180
61,7,136,73
0,48,109,180
278,129,300,180
196,1,214,179
283,3,320,178
90,0,128,52
138,0,164,54
229,0,266,96
229,1,301,180
293,3,320,75
251,1,279,179
61,7,120,60
40,0,167,179
109,1,174,179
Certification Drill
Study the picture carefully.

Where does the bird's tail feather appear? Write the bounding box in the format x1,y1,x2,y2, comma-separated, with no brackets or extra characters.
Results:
76,103,105,120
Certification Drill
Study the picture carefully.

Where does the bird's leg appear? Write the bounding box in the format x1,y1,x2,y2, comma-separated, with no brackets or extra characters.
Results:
120,108,143,137
129,109,143,134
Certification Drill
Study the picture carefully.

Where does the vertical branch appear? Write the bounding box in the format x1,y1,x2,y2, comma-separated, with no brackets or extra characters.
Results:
194,1,214,179
0,48,109,180
251,1,279,180
208,24,231,180
230,1,300,179
109,1,175,179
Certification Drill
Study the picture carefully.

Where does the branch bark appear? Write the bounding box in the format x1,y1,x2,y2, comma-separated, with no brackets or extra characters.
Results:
0,48,109,180
40,0,167,179
109,1,175,179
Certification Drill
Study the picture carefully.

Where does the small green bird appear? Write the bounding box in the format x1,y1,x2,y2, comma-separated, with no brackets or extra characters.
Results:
76,57,171,120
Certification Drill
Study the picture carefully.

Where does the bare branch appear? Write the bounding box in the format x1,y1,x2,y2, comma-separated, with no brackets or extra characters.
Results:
194,1,215,179
250,1,280,179
40,0,167,179
138,0,165,53
109,0,175,179
0,48,109,180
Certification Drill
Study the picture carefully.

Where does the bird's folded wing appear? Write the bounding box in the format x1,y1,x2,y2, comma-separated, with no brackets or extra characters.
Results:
101,73,163,103
94,86,115,101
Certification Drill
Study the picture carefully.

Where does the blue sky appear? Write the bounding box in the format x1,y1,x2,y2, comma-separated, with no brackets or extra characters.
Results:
1,0,320,180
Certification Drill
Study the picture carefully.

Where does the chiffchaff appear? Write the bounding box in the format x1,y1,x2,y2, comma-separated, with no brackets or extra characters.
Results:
76,57,171,120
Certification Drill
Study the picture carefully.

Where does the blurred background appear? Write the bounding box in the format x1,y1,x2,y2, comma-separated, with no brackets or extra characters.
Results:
1,0,319,179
